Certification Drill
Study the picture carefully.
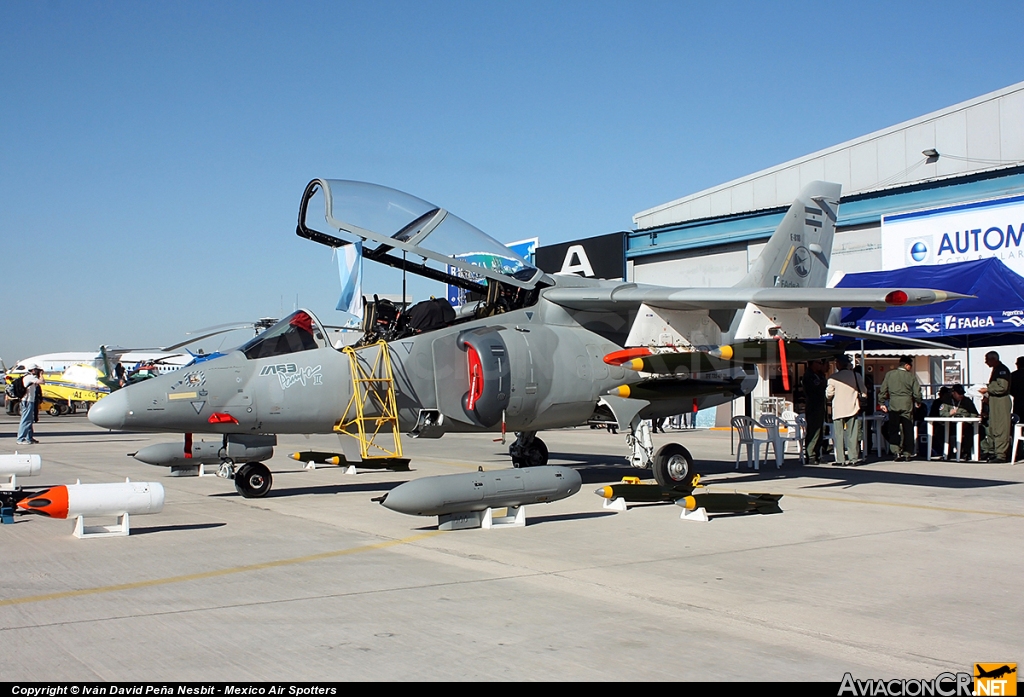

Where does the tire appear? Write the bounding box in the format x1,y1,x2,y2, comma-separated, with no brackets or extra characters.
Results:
234,462,273,498
48,405,60,417
523,437,548,467
652,443,697,488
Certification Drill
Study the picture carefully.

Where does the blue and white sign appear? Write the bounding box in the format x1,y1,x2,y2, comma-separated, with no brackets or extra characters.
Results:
446,237,538,308
881,194,1024,274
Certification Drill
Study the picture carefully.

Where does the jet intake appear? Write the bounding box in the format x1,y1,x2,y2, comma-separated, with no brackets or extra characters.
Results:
457,331,511,428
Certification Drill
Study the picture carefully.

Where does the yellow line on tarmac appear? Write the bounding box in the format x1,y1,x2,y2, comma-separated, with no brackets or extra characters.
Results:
781,491,1024,519
0,531,443,608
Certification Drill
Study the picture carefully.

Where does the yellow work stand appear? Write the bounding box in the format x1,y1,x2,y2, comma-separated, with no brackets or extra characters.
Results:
334,340,409,470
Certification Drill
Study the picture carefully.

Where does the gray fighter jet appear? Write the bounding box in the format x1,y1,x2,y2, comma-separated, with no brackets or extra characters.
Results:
90,179,965,497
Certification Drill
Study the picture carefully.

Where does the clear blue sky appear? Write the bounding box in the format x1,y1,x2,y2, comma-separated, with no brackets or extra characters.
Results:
2,0,1021,363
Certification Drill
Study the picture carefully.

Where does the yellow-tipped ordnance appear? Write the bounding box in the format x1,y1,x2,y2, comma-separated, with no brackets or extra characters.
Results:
677,492,783,515
290,451,346,465
708,344,734,361
594,477,698,503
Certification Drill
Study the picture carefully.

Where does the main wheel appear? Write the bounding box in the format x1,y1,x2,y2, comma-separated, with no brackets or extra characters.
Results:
523,437,548,467
234,462,273,498
652,443,696,488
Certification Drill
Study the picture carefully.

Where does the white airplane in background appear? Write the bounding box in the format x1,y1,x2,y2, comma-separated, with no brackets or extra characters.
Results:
5,351,193,376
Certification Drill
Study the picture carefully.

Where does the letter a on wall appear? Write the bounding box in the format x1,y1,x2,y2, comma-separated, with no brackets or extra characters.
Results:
560,245,595,276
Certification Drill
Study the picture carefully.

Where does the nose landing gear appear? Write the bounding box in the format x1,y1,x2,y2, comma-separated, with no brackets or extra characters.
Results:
233,462,273,498
509,432,548,467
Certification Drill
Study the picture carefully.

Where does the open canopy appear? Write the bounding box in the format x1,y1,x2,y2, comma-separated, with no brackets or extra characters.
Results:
297,179,542,293
837,258,1024,347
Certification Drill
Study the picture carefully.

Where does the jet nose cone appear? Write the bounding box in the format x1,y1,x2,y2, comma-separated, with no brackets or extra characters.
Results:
89,389,129,430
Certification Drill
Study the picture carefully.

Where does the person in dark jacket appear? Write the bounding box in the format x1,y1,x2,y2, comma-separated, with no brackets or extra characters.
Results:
803,359,828,464
1010,356,1024,421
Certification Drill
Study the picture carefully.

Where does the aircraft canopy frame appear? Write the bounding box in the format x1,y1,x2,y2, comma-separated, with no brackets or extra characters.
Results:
297,179,543,293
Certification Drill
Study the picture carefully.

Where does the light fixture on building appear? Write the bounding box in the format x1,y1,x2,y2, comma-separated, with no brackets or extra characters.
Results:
922,148,939,162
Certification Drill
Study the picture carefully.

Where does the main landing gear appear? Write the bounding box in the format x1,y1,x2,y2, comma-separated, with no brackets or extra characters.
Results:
509,432,548,468
625,416,697,488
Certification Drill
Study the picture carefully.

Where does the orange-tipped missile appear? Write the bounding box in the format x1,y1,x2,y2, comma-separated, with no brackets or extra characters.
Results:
17,481,165,519
17,485,69,518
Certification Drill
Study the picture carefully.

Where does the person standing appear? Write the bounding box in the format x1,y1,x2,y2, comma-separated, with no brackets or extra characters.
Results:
1011,356,1024,422
803,359,828,465
826,355,867,466
16,364,45,445
878,356,922,461
980,351,1012,462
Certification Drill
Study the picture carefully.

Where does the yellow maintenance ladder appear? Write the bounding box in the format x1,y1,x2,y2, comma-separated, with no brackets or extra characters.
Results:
334,340,407,467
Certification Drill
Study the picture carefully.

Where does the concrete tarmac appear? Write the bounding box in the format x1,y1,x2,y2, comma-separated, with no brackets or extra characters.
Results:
1,413,1021,681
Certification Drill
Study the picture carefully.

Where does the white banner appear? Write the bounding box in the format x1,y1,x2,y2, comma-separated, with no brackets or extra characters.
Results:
881,194,1024,273
335,241,363,328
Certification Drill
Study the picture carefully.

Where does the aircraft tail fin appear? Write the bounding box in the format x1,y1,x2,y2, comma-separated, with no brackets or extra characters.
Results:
734,181,841,289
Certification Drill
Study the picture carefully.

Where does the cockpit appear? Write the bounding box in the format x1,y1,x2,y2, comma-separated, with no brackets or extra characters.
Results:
240,310,327,359
296,179,548,344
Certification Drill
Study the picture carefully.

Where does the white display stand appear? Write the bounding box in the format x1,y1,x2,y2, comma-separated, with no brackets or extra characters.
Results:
73,512,131,539
438,506,527,530
603,497,628,511
679,507,709,523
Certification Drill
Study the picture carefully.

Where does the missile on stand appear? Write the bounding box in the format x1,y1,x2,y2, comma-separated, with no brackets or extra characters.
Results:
17,480,165,538
133,439,275,476
376,466,582,530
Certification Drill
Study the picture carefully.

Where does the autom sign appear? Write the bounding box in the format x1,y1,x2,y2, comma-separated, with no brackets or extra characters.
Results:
881,194,1024,273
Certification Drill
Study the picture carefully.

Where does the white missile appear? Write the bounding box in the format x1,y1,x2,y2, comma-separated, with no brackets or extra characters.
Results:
0,453,42,477
18,480,165,519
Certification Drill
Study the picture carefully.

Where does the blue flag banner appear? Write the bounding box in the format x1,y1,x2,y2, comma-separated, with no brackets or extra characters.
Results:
336,241,363,328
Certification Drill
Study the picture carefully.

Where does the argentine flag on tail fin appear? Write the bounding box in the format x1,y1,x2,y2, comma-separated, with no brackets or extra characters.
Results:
336,241,363,328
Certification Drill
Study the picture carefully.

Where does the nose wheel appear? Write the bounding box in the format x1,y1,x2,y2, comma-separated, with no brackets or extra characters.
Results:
234,462,273,498
652,443,695,488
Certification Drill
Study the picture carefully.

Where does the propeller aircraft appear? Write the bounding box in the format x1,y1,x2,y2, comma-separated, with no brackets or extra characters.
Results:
89,179,967,497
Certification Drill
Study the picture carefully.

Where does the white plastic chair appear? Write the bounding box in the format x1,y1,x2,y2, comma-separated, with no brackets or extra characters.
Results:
758,414,788,469
779,411,806,465
1011,422,1024,464
732,415,771,470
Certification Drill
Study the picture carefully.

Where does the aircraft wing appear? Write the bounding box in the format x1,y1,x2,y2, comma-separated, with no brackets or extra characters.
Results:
542,284,971,311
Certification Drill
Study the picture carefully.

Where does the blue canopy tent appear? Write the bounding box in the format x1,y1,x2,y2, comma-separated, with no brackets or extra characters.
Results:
836,258,1024,349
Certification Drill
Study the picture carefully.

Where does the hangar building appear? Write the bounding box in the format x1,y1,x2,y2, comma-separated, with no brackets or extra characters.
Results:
627,80,1024,419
